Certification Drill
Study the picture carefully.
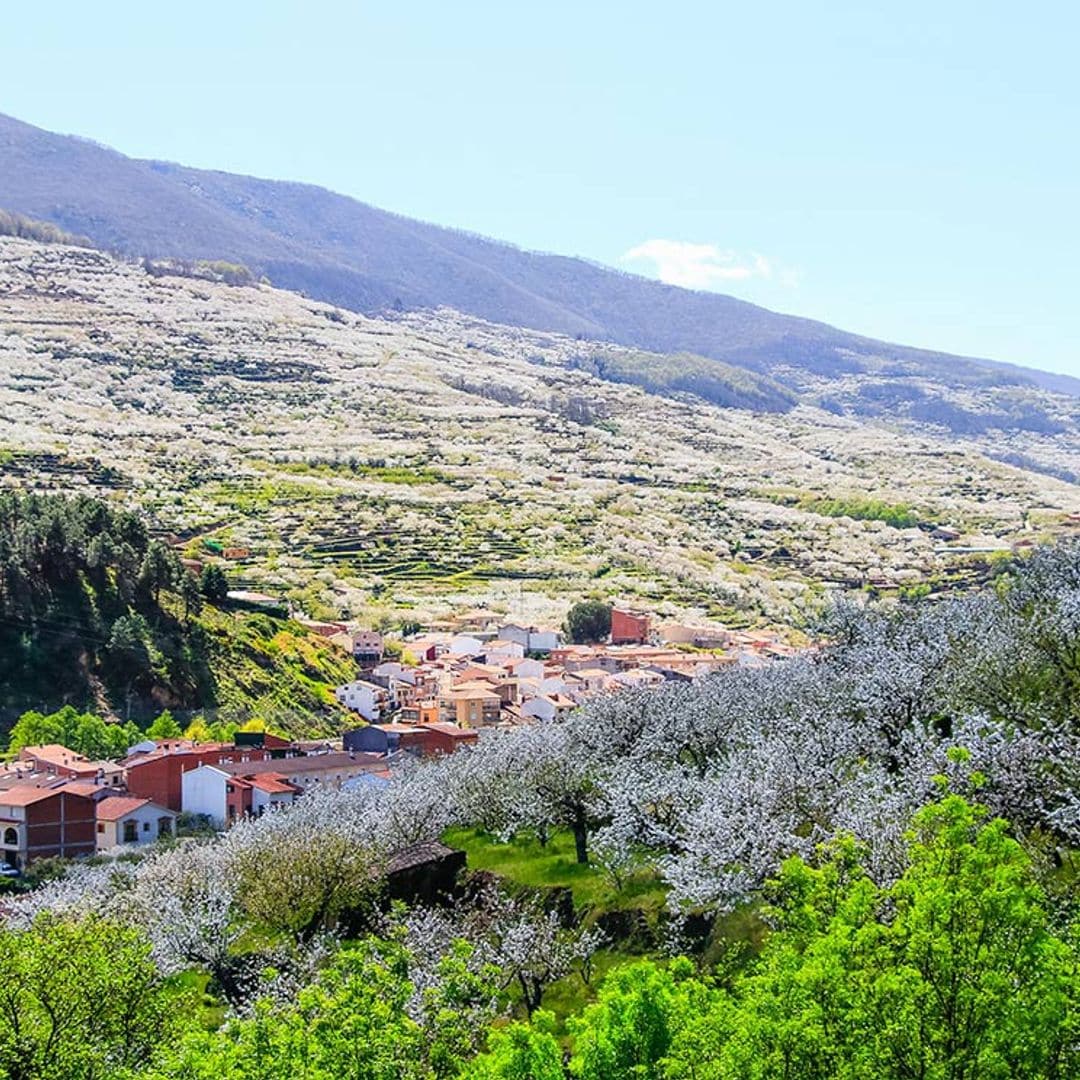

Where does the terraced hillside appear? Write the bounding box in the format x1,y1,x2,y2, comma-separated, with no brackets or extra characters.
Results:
2,235,1079,630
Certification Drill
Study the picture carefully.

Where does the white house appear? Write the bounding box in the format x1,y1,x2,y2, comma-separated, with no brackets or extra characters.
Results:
521,694,577,724
95,796,177,852
182,764,231,827
243,774,301,815
526,628,560,653
521,696,557,723
508,657,546,680
335,680,390,721
495,625,560,653
483,639,526,662
448,635,485,657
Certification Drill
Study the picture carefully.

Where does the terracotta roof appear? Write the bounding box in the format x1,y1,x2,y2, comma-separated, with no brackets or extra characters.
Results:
60,781,113,798
247,773,300,795
0,785,73,807
95,796,152,821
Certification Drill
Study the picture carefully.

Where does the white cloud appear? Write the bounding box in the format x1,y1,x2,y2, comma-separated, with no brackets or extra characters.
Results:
621,239,780,291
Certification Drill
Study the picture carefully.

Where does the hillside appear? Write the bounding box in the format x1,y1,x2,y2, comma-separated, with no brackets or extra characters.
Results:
2,235,1079,636
2,110,1078,416
0,487,357,732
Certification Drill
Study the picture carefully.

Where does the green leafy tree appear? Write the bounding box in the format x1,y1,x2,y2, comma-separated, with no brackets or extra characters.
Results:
146,710,183,740
5,706,138,761
177,572,203,622
663,794,1080,1079
564,600,612,644
198,563,229,604
137,540,178,607
485,795,1078,1080
0,914,188,1080
568,958,706,1080
463,1011,564,1080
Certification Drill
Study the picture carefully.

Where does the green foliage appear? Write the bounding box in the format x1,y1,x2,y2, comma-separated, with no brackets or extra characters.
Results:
5,705,140,760
463,1012,564,1080
564,600,612,644
569,958,705,1080
805,495,921,528
0,492,352,735
147,937,499,1080
0,209,93,248
477,796,1079,1080
0,914,188,1080
146,709,183,739
198,563,229,603
572,350,797,414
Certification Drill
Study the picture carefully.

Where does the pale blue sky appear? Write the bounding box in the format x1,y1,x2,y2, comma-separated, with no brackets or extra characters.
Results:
5,1,1078,373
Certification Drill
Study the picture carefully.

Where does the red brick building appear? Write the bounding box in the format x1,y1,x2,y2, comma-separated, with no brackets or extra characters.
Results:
610,609,650,645
124,744,271,811
0,786,97,867
417,723,479,756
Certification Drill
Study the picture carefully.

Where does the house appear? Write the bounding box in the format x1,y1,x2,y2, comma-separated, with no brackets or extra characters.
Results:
495,624,531,648
352,630,385,666
494,625,560,654
343,724,427,755
17,745,125,787
0,786,97,868
228,773,302,820
609,668,666,690
182,753,384,826
95,796,177,852
520,694,577,723
385,840,466,905
335,680,392,722
416,723,479,756
611,609,651,645
440,686,502,727
526,628,560,653
565,667,612,696
483,639,526,662
399,699,441,725
124,743,271,811
447,634,485,657
507,657,546,680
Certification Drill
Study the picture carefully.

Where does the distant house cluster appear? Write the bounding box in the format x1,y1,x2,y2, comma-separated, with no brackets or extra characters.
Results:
332,609,798,738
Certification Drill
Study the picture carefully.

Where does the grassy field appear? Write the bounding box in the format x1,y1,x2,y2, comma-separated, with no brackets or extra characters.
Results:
443,826,668,914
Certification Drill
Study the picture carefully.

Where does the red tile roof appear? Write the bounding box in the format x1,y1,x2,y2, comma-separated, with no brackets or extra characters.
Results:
0,785,73,806
247,773,300,795
95,796,152,821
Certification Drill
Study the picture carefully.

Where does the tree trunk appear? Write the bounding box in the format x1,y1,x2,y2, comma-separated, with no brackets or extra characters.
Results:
573,813,589,865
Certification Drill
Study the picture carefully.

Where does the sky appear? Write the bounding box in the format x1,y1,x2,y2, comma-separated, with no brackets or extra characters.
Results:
4,1,1078,374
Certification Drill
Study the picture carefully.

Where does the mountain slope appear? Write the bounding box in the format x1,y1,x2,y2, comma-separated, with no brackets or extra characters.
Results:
2,235,1080,636
2,111,1076,402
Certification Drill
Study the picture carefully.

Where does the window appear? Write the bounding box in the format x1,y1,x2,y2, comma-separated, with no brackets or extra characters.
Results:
122,820,138,843
143,821,150,831
97,823,105,834
3,827,16,846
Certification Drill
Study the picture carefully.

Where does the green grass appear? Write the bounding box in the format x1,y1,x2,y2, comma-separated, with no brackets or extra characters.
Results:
443,827,668,914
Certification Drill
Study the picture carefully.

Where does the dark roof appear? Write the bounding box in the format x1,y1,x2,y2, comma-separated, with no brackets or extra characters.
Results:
387,840,459,874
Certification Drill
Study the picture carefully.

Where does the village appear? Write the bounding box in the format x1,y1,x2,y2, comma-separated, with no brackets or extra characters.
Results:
0,606,796,872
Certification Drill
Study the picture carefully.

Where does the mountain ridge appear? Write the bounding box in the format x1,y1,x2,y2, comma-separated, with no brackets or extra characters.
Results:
3,110,1077,400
